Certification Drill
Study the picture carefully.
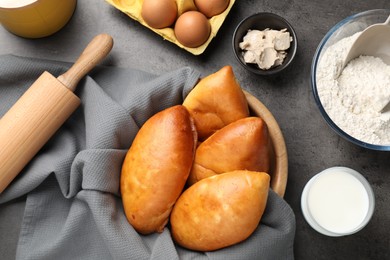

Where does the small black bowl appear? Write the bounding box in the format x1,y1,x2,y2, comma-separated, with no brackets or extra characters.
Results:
232,12,298,75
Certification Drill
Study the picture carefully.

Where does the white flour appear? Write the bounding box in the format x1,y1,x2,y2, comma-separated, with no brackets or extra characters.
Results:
316,32,390,145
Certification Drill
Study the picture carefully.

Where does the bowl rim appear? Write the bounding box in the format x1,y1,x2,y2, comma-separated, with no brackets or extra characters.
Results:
311,9,390,151
244,90,288,197
232,12,298,75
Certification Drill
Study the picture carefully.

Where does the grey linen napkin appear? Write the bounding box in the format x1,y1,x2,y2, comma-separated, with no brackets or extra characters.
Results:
0,54,295,260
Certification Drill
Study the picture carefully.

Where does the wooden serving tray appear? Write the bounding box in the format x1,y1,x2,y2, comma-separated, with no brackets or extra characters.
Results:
245,91,288,197
106,0,236,55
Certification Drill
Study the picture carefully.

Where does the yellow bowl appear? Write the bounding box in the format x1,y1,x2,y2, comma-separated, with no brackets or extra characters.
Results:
0,0,77,38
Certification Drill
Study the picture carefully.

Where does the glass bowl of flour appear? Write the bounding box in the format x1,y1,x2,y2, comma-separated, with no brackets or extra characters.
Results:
311,9,390,151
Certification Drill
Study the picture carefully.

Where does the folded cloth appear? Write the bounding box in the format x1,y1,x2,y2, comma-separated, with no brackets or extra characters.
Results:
0,54,296,260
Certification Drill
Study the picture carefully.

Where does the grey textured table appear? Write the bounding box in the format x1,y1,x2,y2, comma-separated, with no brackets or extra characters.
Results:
1,1,389,259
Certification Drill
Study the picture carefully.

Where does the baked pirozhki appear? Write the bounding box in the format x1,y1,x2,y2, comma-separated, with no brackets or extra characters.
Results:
183,65,249,141
187,116,270,185
120,105,197,234
170,170,270,251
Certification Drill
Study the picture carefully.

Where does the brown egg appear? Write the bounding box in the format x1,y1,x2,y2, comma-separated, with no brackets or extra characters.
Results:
141,0,178,29
174,11,211,48
194,0,230,18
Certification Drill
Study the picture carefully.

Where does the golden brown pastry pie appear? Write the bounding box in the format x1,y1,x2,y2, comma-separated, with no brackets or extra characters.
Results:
120,105,197,234
187,116,270,185
171,170,270,251
183,65,249,141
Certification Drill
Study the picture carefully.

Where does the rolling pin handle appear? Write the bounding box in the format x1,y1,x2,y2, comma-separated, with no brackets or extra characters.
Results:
57,33,114,92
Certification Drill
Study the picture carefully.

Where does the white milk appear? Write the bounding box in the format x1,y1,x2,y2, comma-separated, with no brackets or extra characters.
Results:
301,167,374,236
0,0,37,8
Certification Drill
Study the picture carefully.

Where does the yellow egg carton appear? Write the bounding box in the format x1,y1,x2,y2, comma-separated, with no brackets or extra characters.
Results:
105,0,236,55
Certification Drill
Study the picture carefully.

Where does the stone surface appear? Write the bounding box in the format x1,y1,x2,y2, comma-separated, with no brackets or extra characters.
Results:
0,1,389,259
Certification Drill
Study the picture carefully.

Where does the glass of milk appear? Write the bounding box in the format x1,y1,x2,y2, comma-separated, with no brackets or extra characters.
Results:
301,166,375,236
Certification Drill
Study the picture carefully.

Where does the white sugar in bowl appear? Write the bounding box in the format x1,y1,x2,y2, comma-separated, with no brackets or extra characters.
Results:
301,166,375,236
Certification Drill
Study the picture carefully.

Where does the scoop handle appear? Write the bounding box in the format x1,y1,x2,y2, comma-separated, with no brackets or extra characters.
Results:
57,33,114,92
385,14,390,25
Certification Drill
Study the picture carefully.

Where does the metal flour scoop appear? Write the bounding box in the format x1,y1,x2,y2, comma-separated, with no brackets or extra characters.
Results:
339,14,390,112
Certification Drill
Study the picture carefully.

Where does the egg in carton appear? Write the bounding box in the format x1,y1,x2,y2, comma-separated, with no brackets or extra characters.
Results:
106,0,236,55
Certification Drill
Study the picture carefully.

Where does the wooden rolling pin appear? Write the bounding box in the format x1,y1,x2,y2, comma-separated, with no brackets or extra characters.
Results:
0,33,114,193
